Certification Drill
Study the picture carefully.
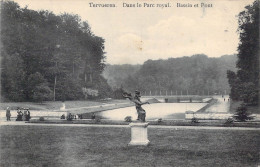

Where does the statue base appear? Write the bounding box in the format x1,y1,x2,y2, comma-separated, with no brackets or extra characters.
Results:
128,122,150,146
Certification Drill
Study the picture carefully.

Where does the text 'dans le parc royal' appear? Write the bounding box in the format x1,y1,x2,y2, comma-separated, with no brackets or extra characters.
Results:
88,2,213,8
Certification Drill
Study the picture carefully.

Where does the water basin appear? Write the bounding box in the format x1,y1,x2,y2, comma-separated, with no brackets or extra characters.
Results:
98,103,207,120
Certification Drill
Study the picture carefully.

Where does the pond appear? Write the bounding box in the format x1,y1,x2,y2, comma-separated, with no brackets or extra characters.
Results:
98,103,207,120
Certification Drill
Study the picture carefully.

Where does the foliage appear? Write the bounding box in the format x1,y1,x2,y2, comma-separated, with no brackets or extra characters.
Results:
93,76,113,99
39,117,45,121
32,84,53,102
102,64,141,89
124,116,132,122
82,88,99,99
1,1,109,102
191,117,199,123
227,1,259,106
232,104,255,122
94,117,101,123
225,117,234,124
157,118,163,123
104,54,237,95
113,87,126,99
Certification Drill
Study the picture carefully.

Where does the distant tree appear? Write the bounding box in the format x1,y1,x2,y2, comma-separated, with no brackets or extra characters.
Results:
27,72,52,100
113,87,126,99
112,54,236,95
33,84,52,102
94,76,113,98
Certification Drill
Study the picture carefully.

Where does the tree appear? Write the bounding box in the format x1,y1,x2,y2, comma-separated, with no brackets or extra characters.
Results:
233,104,255,122
33,84,52,102
1,1,110,101
227,1,259,105
106,54,236,95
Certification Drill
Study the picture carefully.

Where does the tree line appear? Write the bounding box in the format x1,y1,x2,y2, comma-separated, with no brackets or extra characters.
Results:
1,1,111,102
103,54,237,96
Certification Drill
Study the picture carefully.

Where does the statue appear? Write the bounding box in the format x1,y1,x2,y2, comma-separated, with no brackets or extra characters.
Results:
123,90,149,122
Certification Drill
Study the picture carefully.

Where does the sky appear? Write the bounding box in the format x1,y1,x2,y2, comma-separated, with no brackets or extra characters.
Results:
14,0,255,64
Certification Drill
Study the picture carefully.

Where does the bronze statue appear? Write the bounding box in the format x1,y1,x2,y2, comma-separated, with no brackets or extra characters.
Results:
123,90,149,122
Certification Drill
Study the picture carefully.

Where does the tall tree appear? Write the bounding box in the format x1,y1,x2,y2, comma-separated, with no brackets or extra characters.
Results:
227,0,259,105
1,1,109,102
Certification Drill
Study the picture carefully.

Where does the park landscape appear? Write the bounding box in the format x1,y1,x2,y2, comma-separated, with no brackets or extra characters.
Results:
0,0,259,166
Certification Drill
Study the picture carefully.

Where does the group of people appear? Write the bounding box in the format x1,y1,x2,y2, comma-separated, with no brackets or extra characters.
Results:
6,107,31,121
16,108,31,121
61,113,83,120
222,95,230,102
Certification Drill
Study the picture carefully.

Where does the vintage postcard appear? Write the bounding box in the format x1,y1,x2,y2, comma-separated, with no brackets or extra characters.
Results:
0,0,259,166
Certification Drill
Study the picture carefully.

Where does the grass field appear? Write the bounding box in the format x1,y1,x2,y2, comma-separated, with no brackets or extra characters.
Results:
0,126,259,167
0,99,129,111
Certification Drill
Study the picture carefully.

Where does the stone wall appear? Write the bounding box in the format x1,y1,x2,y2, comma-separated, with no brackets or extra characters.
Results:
185,112,260,121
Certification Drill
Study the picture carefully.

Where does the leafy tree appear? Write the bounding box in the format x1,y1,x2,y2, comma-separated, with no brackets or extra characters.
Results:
33,84,52,102
227,1,259,105
1,1,110,102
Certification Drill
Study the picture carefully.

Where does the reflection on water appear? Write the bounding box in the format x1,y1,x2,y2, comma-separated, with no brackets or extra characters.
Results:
98,103,207,120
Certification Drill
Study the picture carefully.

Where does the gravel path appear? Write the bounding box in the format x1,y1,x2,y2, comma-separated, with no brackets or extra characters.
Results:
0,121,259,131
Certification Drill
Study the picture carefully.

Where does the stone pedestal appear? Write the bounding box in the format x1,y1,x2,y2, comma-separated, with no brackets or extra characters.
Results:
129,122,150,146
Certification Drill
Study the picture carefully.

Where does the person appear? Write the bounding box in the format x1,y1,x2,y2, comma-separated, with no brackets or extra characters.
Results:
123,90,149,122
60,114,65,119
24,108,31,121
91,113,96,120
6,107,11,121
27,109,31,121
67,113,73,121
16,108,23,121
23,109,27,121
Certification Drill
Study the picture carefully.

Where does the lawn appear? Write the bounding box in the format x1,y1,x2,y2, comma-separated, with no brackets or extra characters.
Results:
0,99,129,111
0,126,259,167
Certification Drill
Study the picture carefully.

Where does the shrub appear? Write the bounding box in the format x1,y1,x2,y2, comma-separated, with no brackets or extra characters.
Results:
191,117,199,123
225,117,234,124
124,116,132,122
233,104,255,122
95,117,101,123
157,118,163,123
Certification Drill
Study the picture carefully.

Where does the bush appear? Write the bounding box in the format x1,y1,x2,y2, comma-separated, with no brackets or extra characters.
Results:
191,117,199,123
225,117,234,124
157,118,163,123
95,117,101,123
39,117,45,121
124,116,132,122
233,104,255,122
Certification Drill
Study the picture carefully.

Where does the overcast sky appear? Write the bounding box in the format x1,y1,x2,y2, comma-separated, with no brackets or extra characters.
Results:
14,0,254,64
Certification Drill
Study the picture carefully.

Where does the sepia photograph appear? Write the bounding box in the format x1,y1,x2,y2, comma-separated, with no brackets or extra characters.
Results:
0,0,259,166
